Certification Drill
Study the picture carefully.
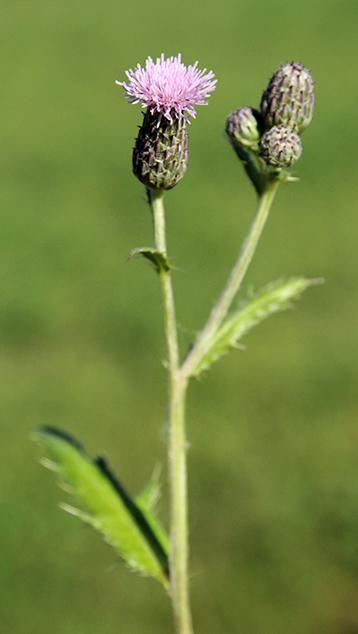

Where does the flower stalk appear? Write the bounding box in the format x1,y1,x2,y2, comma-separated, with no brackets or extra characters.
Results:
119,54,216,634
150,177,280,634
149,188,193,634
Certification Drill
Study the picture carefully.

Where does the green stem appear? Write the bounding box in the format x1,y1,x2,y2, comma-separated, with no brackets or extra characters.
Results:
151,189,167,256
149,189,193,634
180,179,280,380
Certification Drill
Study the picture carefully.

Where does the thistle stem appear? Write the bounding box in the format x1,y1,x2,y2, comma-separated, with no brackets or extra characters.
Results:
151,189,167,256
180,179,280,380
149,188,193,634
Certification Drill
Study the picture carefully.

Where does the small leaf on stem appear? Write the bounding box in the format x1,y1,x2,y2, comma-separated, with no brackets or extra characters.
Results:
128,247,171,273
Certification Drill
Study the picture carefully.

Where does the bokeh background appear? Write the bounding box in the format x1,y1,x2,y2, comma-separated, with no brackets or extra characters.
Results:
1,0,358,632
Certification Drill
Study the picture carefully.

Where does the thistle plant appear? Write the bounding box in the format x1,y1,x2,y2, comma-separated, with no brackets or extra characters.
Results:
33,57,317,634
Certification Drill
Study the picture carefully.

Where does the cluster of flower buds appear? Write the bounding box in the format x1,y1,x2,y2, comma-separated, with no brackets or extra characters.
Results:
226,62,314,173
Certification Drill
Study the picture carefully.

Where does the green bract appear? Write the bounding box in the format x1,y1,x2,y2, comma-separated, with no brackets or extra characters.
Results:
133,109,189,190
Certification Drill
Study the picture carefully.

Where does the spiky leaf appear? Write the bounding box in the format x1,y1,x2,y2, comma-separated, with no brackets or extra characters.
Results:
190,277,316,377
33,427,169,588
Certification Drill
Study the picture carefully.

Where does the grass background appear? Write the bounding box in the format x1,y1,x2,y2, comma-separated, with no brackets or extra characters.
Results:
1,0,358,632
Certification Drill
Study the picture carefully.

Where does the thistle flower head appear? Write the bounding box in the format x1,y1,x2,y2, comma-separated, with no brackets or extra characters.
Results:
259,125,303,168
117,53,217,123
260,62,314,133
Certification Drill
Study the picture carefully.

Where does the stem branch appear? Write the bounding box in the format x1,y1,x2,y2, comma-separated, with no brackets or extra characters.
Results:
180,179,280,380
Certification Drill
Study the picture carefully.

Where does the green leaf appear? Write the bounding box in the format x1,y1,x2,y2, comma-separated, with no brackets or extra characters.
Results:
33,427,169,588
128,247,171,273
190,277,319,377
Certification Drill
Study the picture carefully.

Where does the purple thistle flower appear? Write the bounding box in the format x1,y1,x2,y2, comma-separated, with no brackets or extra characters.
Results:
116,53,216,123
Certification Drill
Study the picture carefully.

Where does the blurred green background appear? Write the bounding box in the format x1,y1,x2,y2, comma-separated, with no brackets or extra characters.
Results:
1,0,358,632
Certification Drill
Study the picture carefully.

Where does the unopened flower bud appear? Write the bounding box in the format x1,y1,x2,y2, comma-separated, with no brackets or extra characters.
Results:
226,107,263,150
133,109,189,190
260,62,314,133
259,125,302,168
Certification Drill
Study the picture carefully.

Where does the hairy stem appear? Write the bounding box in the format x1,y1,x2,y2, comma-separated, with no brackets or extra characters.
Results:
180,179,280,380
149,189,193,634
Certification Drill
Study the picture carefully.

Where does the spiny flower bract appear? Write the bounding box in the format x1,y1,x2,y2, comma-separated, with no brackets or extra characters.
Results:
117,53,216,123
